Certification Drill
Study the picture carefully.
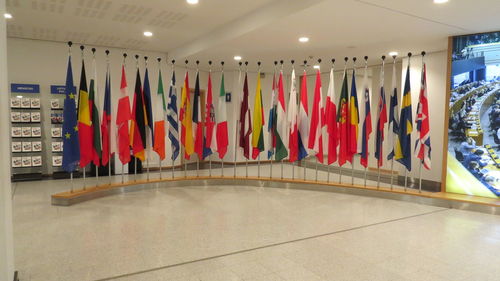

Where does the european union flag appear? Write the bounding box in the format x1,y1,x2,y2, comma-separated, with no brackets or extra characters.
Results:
62,56,80,172
395,64,413,171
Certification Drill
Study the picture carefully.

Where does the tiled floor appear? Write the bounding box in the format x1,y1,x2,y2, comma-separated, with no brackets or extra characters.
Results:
12,164,500,280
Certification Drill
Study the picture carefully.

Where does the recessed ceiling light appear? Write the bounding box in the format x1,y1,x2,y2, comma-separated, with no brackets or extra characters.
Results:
433,0,448,4
143,31,153,37
234,56,242,61
389,51,399,57
16,95,22,98
299,37,309,43
4,13,12,19
313,65,320,69
187,0,199,4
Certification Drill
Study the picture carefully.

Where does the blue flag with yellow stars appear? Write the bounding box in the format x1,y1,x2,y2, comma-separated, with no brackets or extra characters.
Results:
62,55,80,172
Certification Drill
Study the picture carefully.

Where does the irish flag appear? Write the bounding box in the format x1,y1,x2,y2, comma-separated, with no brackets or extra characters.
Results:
153,68,166,160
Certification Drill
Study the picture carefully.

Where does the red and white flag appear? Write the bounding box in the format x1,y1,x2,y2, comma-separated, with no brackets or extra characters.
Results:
216,71,229,159
287,68,298,162
325,67,338,165
116,65,131,165
415,62,431,169
308,69,325,163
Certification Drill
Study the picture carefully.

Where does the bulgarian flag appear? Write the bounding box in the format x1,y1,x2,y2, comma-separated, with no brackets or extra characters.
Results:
153,67,166,160
287,68,298,163
275,70,288,161
298,70,309,161
180,70,194,159
89,56,101,166
116,65,131,165
308,68,325,163
251,71,265,159
77,58,93,168
325,66,338,165
204,71,216,158
216,72,229,159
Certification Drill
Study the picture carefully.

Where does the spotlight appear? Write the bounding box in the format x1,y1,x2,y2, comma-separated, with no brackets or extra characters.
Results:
4,13,12,19
299,37,309,43
389,51,399,57
187,0,199,4
143,31,153,37
234,56,242,61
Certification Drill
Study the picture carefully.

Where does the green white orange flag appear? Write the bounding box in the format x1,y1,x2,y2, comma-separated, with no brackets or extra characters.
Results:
153,67,166,160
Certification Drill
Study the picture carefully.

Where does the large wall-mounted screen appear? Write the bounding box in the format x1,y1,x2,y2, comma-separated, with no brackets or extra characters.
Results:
446,31,500,198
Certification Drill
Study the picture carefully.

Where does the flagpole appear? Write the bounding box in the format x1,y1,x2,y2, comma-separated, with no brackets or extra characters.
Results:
390,54,397,191
184,60,189,178
83,166,86,190
121,164,124,183
233,62,242,178
134,55,140,182
244,61,249,178
221,61,225,178
94,47,99,186
279,60,284,180
390,159,394,190
256,62,262,178
106,50,112,185
404,169,407,192
418,162,423,193
70,172,74,193
363,56,369,187
291,60,296,181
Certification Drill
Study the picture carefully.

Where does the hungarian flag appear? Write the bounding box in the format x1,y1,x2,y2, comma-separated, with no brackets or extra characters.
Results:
287,68,298,163
325,67,338,165
62,54,80,172
89,58,101,166
239,72,252,159
298,70,309,161
130,68,146,161
167,71,180,161
116,65,131,165
101,64,113,167
375,64,387,167
360,66,372,168
387,60,400,161
192,71,204,159
180,70,194,159
267,70,278,159
252,71,265,159
143,66,155,154
77,58,93,168
153,68,166,160
308,69,325,163
275,70,288,161
216,72,229,159
337,68,349,167
204,71,216,159
415,62,431,170
347,68,359,163
395,64,413,171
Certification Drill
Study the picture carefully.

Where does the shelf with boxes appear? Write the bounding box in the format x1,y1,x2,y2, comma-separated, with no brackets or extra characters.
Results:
10,83,43,181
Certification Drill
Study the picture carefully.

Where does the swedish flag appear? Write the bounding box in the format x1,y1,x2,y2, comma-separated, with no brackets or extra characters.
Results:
395,64,413,171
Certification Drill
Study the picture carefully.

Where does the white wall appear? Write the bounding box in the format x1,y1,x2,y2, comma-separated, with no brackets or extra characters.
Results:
1,0,15,279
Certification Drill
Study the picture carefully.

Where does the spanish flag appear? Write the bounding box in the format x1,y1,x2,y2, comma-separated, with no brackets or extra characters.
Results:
180,70,194,158
395,64,413,171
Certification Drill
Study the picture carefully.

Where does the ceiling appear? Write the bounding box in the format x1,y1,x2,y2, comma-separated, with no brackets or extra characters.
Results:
5,0,500,71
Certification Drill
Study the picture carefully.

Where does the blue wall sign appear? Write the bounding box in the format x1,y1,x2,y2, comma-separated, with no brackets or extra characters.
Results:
11,83,40,93
50,85,76,94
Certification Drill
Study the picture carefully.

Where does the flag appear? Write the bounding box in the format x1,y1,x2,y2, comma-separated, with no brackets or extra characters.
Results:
101,63,113,166
116,65,132,165
192,71,204,159
347,68,359,163
77,58,93,168
204,71,216,159
153,68,166,160
387,60,400,161
89,57,101,166
130,68,146,161
252,71,265,159
395,64,413,171
415,62,431,169
180,70,194,159
337,68,349,167
308,69,324,163
287,68,298,162
360,66,372,168
216,72,229,159
298,70,309,161
375,63,388,167
325,67,338,165
62,55,80,172
239,72,252,159
275,70,288,161
143,66,155,153
167,71,180,161
267,70,278,159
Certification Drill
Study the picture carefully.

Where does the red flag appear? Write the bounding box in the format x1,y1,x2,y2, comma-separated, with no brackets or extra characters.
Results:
116,65,131,165
308,69,324,163
325,67,338,165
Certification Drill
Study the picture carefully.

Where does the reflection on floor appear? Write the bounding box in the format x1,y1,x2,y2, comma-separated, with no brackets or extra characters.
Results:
13,165,500,281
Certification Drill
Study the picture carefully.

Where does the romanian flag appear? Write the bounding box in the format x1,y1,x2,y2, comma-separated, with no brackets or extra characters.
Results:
347,68,359,164
180,70,194,158
130,68,146,161
337,68,349,167
153,68,166,160
395,64,413,171
77,58,93,168
252,71,265,159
